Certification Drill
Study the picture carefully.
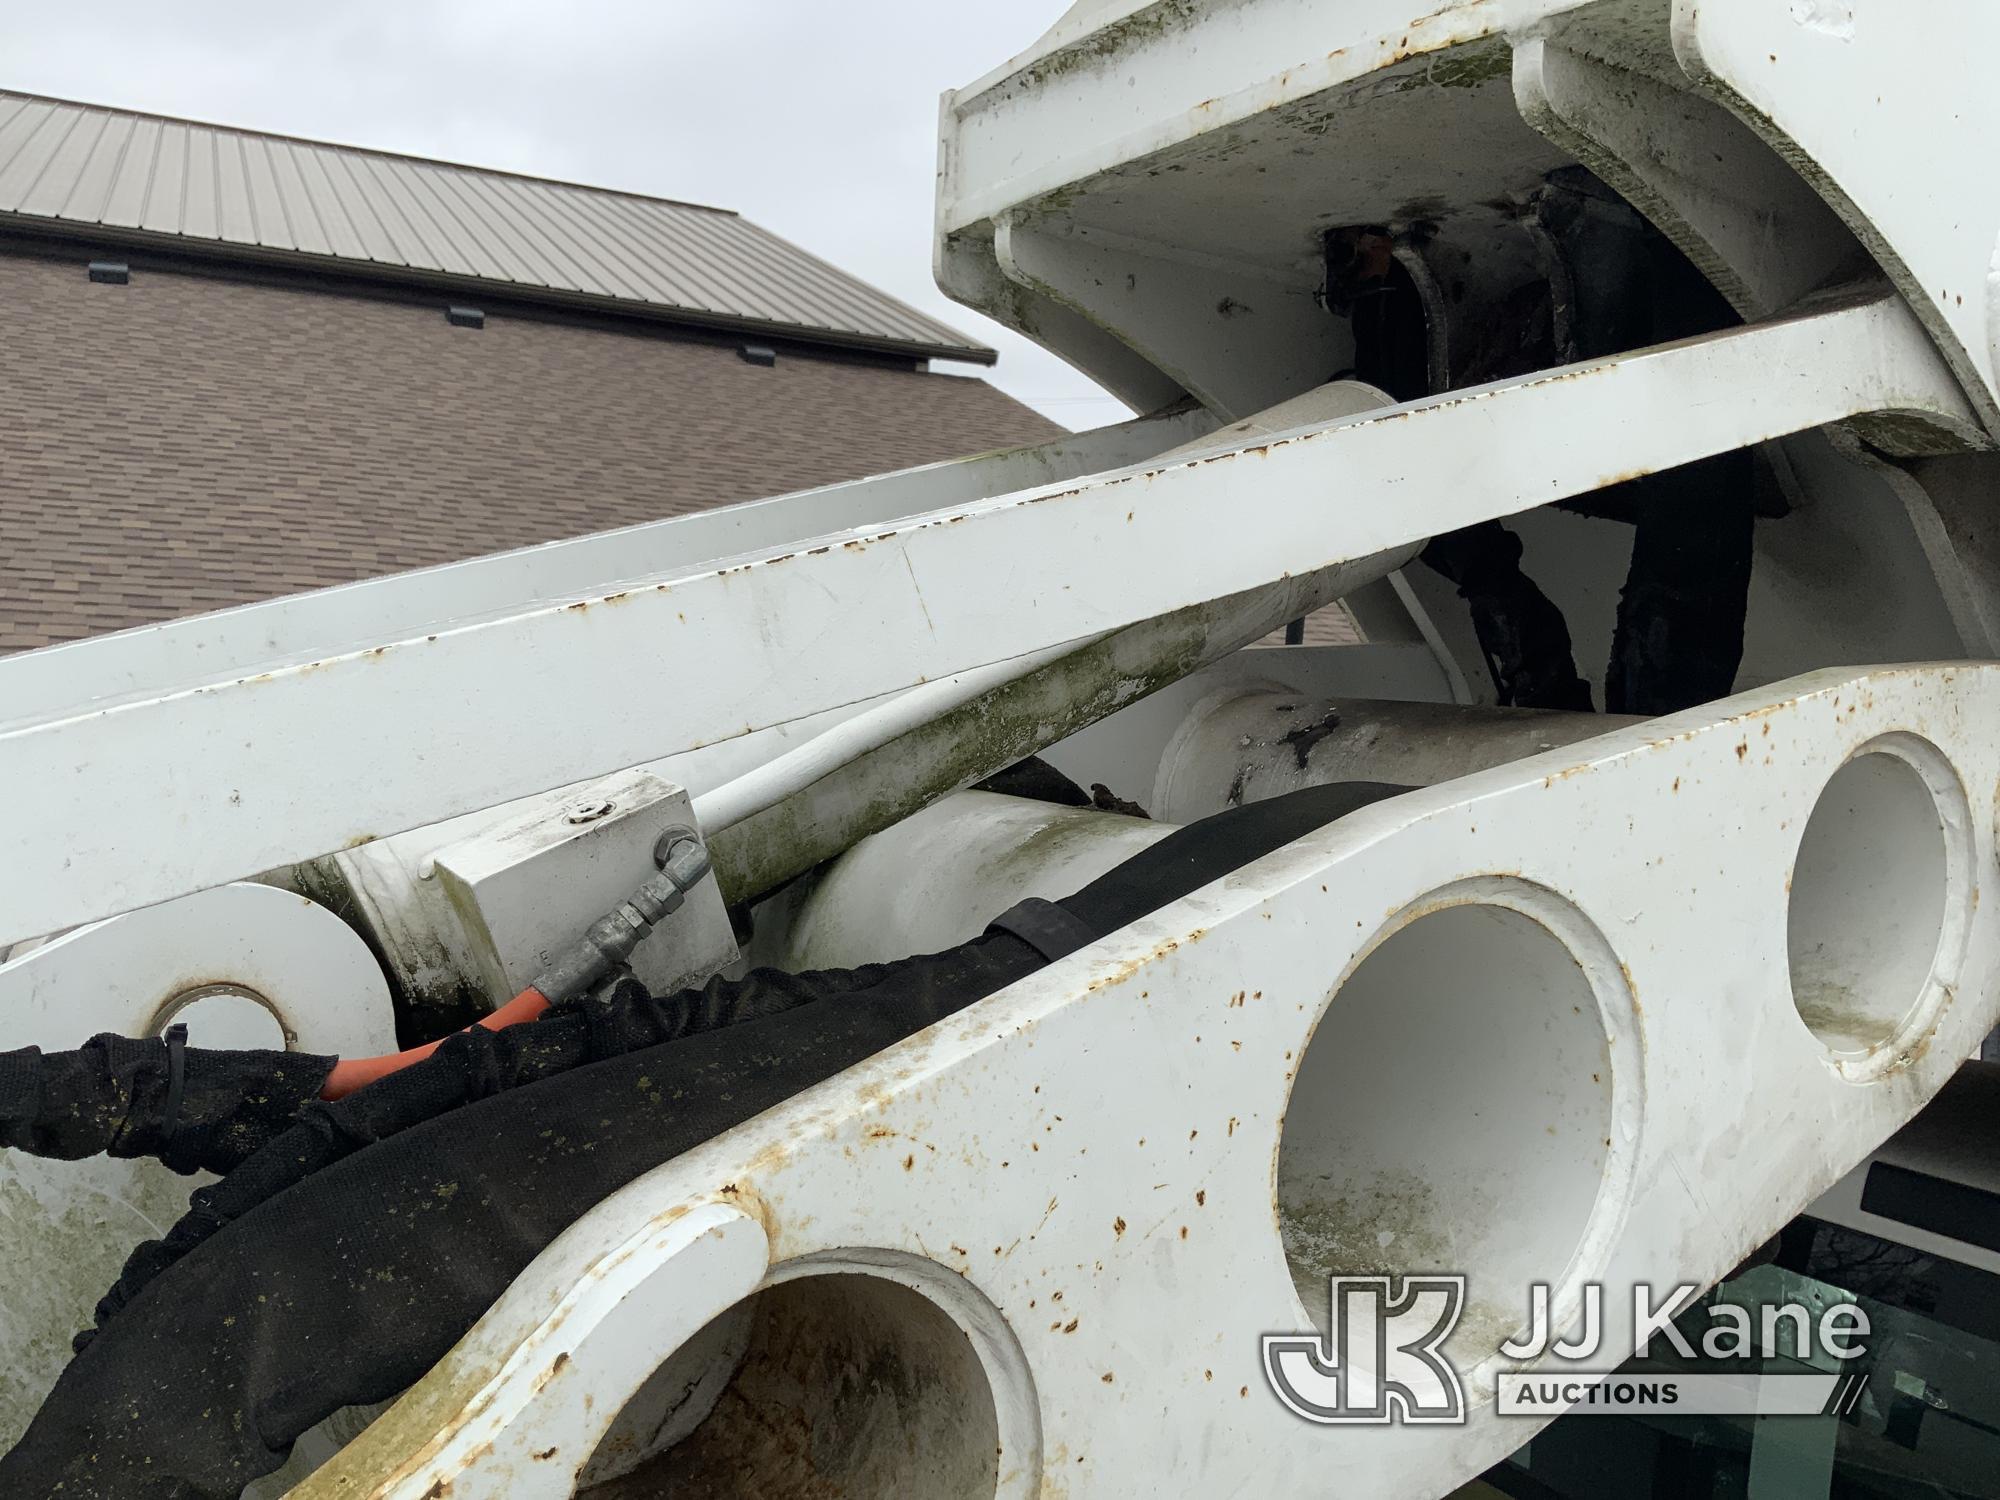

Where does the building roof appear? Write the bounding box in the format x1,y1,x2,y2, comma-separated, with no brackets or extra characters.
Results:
0,247,1061,654
0,89,996,364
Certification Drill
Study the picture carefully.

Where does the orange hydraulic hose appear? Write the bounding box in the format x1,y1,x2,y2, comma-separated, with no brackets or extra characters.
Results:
319,986,550,1100
318,833,711,1100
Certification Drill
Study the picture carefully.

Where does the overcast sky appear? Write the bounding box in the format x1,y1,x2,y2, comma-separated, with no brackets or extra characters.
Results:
4,1,1132,430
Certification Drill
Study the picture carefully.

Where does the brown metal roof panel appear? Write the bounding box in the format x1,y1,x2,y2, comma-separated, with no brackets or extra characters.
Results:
238,135,298,250
0,100,54,194
341,154,438,268
98,116,160,228
382,155,508,280
508,177,659,302
641,200,839,326
406,162,516,279
139,121,187,233
0,103,80,210
490,178,629,295
0,89,996,360
680,210,843,326
564,185,715,306
595,209,705,303
47,111,124,221
212,131,259,243
179,127,221,239
306,146,397,262
265,140,334,256
416,165,539,285
620,207,763,314
500,175,664,296
711,220,874,331
718,213,957,344
734,215,972,346
290,146,369,260
354,156,458,272
582,191,745,311
447,170,597,292
751,223,934,339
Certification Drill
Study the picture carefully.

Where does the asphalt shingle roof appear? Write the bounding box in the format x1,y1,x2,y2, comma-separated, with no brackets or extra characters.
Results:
0,250,1061,653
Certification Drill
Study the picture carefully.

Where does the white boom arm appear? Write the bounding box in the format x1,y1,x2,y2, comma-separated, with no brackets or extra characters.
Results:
6,2,2000,1495
0,290,1973,946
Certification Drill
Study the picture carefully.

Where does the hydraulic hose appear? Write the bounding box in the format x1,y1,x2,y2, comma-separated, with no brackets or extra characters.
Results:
0,1032,333,1176
317,830,713,1099
7,783,1414,1500
319,986,548,1100
688,638,1092,834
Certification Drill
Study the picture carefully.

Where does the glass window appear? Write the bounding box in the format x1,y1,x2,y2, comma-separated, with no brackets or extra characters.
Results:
1479,1217,2000,1500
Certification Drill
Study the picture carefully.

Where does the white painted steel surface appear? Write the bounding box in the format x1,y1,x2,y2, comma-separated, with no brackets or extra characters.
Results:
0,291,1974,946
1149,690,1638,823
0,879,392,1059
0,884,396,1453
1672,0,2000,432
1512,35,1867,321
0,404,1218,732
782,792,1177,972
687,643,1093,836
430,773,736,1002
940,0,1586,240
329,1202,773,1497
300,665,2000,1498
4,5,1998,1491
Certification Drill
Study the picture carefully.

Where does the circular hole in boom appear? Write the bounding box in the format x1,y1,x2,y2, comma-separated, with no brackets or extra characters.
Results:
153,984,290,1051
1787,748,1954,1061
579,1273,1000,1499
1277,901,1613,1364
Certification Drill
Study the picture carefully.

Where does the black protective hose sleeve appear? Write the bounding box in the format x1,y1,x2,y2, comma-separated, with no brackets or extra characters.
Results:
8,780,1416,1499
14,936,1052,1499
79,781,1416,1355
1420,523,1595,713
0,1034,335,1177
1062,780,1409,936
79,961,885,1345
1604,451,1757,717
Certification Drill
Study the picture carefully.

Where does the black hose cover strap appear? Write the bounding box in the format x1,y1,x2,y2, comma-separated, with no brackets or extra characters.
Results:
159,1024,189,1155
985,896,1100,962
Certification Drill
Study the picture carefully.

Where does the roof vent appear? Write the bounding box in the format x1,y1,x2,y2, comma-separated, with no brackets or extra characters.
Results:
87,261,130,285
446,306,485,330
739,344,777,367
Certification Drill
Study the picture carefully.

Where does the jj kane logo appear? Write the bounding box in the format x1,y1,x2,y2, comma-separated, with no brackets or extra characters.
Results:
1263,1277,1871,1425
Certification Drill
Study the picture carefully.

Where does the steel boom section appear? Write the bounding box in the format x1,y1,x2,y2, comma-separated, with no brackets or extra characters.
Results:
0,407,1220,732
0,291,1972,943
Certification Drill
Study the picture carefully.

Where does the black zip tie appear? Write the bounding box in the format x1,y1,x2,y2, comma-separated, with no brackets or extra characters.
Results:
161,1023,189,1151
